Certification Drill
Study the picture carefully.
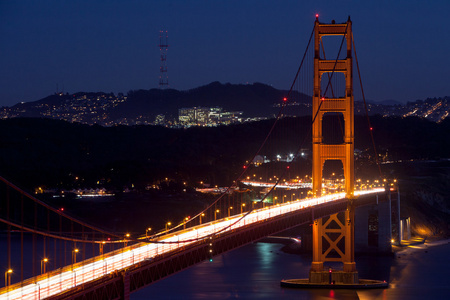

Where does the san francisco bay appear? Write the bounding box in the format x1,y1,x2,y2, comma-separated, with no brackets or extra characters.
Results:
132,239,450,299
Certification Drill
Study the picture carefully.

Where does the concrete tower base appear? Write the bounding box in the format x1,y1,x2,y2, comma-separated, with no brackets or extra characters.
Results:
280,278,388,289
309,269,358,285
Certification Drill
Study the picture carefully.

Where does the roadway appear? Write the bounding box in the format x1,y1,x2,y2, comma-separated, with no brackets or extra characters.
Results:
0,188,383,300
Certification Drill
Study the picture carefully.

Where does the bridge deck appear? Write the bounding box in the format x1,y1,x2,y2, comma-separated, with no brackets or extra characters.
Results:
0,188,385,300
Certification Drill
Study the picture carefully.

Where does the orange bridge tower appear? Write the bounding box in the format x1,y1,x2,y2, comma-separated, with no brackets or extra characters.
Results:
310,16,357,283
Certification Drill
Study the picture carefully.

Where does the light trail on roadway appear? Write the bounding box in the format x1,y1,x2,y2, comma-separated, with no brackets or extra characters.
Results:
0,188,384,300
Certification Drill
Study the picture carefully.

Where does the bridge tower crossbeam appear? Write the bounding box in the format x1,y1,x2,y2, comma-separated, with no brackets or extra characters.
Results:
310,16,357,283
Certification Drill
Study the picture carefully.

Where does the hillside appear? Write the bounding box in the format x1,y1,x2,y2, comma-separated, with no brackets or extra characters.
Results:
111,82,309,120
0,116,448,189
0,82,310,125
0,116,448,234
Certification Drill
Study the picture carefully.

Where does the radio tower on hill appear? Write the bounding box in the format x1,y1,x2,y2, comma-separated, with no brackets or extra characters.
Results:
159,30,169,88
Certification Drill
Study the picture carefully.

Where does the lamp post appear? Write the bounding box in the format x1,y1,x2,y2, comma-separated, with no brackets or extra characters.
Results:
184,217,189,229
283,195,286,203
41,258,48,275
72,249,79,265
291,193,295,202
100,241,105,255
200,213,205,225
146,228,152,239
274,196,278,205
165,222,171,231
228,206,233,217
5,269,12,288
214,209,220,221
124,233,130,247
241,203,246,214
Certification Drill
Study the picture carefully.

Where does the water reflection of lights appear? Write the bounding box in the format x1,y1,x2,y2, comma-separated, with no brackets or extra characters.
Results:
257,243,276,267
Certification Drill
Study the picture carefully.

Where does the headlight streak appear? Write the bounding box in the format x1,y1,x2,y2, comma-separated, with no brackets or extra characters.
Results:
1,188,383,300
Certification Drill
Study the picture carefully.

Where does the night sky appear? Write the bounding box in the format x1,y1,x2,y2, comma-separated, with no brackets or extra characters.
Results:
1,0,449,107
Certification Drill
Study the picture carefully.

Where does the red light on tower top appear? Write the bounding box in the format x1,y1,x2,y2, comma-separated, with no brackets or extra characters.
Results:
315,14,319,20
283,97,287,102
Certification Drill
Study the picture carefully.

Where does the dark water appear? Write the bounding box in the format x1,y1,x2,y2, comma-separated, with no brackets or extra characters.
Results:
0,233,99,287
131,240,450,300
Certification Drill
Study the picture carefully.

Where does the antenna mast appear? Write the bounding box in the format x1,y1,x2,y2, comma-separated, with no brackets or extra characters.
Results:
159,30,169,88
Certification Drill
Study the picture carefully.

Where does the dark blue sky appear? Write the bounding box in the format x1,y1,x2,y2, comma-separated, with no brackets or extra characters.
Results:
1,0,449,107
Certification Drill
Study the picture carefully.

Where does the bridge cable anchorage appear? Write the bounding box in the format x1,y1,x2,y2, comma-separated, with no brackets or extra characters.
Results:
352,33,383,178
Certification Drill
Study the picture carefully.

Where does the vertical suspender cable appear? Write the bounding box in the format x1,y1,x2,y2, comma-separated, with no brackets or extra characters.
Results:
92,233,95,258
54,237,56,273
71,220,75,264
156,26,317,237
64,240,67,267
7,186,11,276
82,226,86,261
33,202,37,277
21,194,24,282
352,33,383,177
59,214,62,268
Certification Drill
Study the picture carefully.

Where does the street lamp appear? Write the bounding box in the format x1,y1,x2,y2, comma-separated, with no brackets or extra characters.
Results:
165,222,171,231
41,258,48,274
146,227,152,239
228,206,233,217
100,241,106,255
283,195,286,203
200,213,205,225
72,249,79,264
124,233,130,247
184,217,189,229
291,193,295,202
274,196,278,205
214,209,220,221
5,269,12,288
241,203,246,214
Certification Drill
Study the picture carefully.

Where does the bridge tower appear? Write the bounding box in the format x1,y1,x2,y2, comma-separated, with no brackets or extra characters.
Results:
310,16,357,283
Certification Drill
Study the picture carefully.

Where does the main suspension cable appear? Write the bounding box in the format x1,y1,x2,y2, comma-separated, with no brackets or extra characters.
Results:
153,24,316,238
0,175,122,238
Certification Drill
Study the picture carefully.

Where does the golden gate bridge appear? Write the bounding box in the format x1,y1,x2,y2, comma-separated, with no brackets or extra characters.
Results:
1,16,397,299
